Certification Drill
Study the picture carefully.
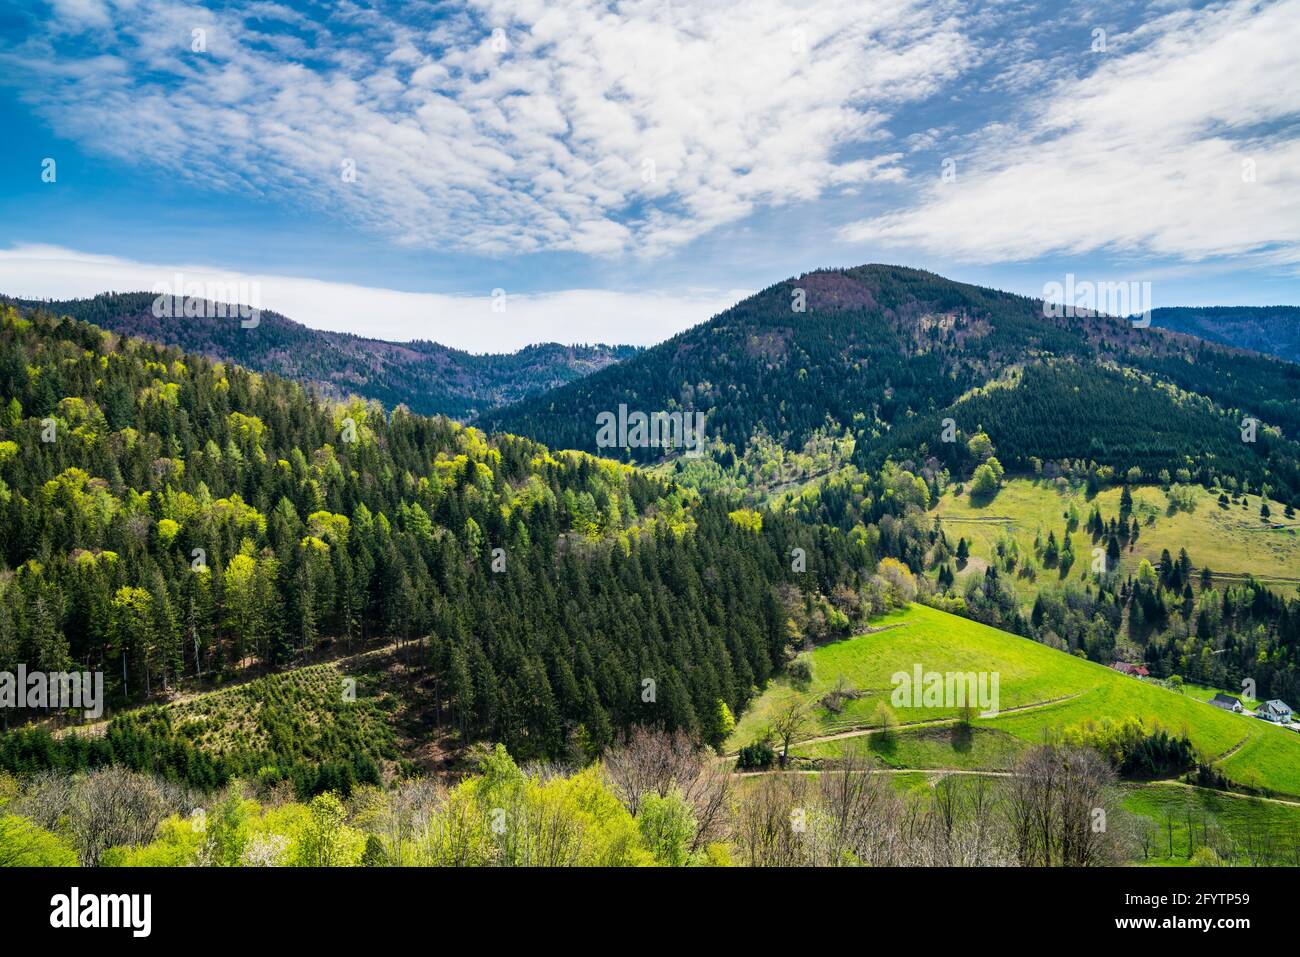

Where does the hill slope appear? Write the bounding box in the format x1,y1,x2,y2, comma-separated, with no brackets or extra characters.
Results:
932,478,1300,603
731,603,1300,797
864,360,1300,499
0,300,868,778
483,265,1300,500
5,291,637,419
1152,306,1300,364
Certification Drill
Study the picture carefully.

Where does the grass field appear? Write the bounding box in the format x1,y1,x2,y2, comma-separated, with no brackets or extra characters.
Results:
1178,679,1258,711
800,725,1024,770
933,479,1299,604
728,603,1300,797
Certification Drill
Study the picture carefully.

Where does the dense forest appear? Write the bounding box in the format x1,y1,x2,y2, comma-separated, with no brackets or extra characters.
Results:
6,292,637,420
1151,305,1300,365
862,360,1300,502
484,266,1300,501
0,303,921,785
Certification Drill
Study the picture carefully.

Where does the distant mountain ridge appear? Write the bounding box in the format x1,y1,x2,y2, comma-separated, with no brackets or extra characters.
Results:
3,291,639,419
1150,306,1300,364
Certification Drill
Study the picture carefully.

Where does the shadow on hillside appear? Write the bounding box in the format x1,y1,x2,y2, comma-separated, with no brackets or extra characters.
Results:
949,722,974,754
868,732,898,762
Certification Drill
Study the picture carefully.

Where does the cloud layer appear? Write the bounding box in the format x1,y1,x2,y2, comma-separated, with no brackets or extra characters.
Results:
841,0,1300,267
8,0,1299,284
8,0,973,257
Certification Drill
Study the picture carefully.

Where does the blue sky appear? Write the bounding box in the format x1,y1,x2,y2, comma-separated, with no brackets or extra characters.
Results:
2,0,1298,350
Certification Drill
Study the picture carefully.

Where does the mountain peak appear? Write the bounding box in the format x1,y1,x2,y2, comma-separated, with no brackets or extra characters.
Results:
484,266,1300,505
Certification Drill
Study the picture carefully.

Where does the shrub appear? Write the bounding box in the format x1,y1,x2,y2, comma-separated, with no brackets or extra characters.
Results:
636,791,697,867
736,741,775,770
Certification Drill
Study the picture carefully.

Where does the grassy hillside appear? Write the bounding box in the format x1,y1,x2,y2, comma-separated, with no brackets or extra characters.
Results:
728,604,1300,797
1122,782,1300,866
934,478,1300,602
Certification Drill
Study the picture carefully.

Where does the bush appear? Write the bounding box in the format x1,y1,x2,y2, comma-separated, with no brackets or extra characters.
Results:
636,791,697,867
736,741,775,770
1190,846,1222,867
0,814,79,866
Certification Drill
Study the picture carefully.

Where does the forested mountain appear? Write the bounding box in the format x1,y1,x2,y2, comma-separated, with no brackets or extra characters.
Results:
0,302,913,784
863,360,1300,500
1151,306,1300,364
3,273,1299,803
4,285,1300,880
4,292,637,420
483,265,1300,502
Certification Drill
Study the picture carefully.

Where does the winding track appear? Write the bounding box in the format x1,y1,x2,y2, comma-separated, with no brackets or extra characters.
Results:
739,690,1087,756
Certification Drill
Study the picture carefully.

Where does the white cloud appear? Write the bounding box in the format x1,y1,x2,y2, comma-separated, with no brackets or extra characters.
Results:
0,244,747,351
4,0,976,257
48,0,110,29
841,0,1300,267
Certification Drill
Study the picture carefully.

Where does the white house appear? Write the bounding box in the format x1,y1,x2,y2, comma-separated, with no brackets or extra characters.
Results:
1210,692,1244,713
1258,700,1294,723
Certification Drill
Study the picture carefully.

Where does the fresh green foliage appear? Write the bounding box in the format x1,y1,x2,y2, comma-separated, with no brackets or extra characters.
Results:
0,302,869,765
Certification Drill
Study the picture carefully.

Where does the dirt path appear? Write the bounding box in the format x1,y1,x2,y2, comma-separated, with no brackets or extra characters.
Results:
1211,733,1253,763
807,622,906,650
759,467,837,496
1145,778,1300,809
1193,567,1300,586
733,767,1014,779
790,691,1085,750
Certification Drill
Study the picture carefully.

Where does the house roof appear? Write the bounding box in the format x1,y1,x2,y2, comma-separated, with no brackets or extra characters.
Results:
1263,699,1293,712
1110,662,1149,676
1212,693,1241,705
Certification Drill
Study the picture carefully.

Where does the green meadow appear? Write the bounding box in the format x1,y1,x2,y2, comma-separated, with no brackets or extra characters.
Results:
933,479,1299,604
729,603,1300,797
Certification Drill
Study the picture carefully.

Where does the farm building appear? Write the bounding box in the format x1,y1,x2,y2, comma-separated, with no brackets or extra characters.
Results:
1258,700,1294,723
1210,693,1244,713
1110,662,1149,678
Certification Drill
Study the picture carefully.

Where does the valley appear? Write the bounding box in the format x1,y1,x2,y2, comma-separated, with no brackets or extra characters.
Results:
1,263,1298,870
